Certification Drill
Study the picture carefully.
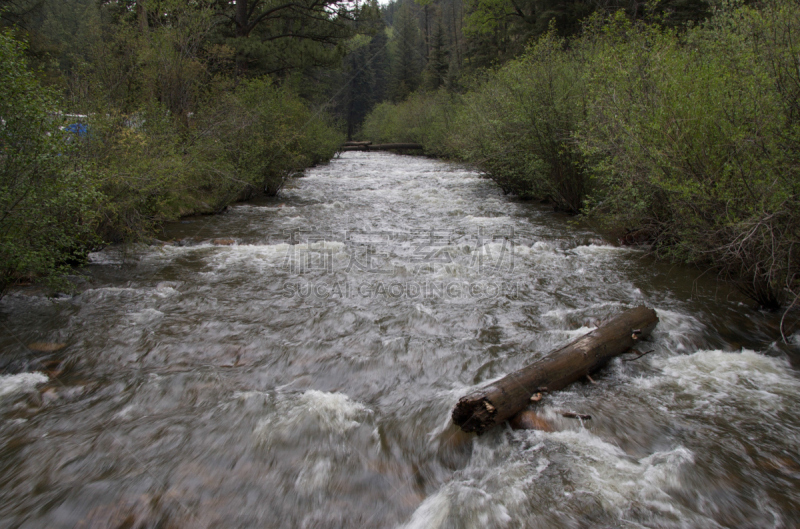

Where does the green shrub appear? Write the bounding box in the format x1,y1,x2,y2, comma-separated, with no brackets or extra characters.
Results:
360,89,459,157
191,78,343,198
81,103,205,242
578,6,800,307
80,79,343,243
360,1,800,308
450,31,589,212
362,32,591,213
0,31,102,292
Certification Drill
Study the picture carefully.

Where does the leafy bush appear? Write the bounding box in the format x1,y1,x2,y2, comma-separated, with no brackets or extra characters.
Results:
0,31,101,292
0,24,343,291
193,78,343,198
579,6,800,307
77,104,197,242
450,31,589,212
360,89,459,157
83,79,344,243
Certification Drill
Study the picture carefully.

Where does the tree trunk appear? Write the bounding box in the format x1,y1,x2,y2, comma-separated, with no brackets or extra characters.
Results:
137,1,148,34
451,306,658,434
234,0,250,77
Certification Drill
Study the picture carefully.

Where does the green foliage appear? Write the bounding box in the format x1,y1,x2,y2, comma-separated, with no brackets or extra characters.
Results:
388,2,423,101
192,78,344,198
0,31,101,291
211,0,354,76
81,80,343,244
579,5,800,307
360,89,458,156
0,2,345,292
332,3,390,139
460,0,713,69
452,29,589,211
362,0,800,307
424,18,450,90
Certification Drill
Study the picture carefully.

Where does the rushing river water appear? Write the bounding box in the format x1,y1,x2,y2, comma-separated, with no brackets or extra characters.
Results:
1,152,800,528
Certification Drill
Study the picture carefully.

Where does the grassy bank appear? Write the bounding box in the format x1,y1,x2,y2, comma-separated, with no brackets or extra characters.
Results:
360,0,800,310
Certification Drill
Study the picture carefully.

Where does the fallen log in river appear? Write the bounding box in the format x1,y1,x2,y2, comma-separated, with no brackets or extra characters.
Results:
451,306,659,434
341,143,423,152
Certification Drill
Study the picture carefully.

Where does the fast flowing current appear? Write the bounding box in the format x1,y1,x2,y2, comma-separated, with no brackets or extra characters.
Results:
2,152,800,528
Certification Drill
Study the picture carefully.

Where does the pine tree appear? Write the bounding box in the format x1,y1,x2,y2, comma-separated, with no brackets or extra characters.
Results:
388,1,422,102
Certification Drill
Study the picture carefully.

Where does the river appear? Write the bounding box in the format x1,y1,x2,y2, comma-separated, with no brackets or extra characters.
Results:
1,151,799,528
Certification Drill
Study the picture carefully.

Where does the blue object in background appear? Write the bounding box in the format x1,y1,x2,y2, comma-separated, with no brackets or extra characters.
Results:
64,123,88,137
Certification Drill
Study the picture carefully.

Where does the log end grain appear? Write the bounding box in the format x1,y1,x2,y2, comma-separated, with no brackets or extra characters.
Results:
451,396,497,435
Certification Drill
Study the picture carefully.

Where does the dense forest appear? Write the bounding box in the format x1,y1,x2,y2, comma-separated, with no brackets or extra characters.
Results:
1,0,798,313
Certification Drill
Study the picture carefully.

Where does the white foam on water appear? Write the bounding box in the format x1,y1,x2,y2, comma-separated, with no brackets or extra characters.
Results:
154,282,179,297
80,287,139,298
398,490,451,529
634,349,800,416
468,241,516,263
87,250,124,265
253,390,371,447
512,242,569,267
406,421,698,528
233,390,270,400
133,243,215,265
547,429,694,516
462,215,513,224
282,216,307,223
399,437,541,529
233,204,297,213
531,241,556,253
128,308,164,325
570,244,637,256
0,372,48,398
541,303,627,322
550,325,597,340
414,303,435,317
653,309,704,343
204,241,349,273
114,404,138,420
296,390,370,432
294,457,333,494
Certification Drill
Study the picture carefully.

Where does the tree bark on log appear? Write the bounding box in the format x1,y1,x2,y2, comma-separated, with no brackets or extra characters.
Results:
451,306,658,434
368,143,423,150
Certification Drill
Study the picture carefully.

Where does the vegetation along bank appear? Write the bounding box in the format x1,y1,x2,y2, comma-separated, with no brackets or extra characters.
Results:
360,0,800,313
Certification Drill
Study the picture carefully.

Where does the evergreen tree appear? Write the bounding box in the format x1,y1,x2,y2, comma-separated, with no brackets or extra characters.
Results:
388,1,422,101
211,0,357,77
